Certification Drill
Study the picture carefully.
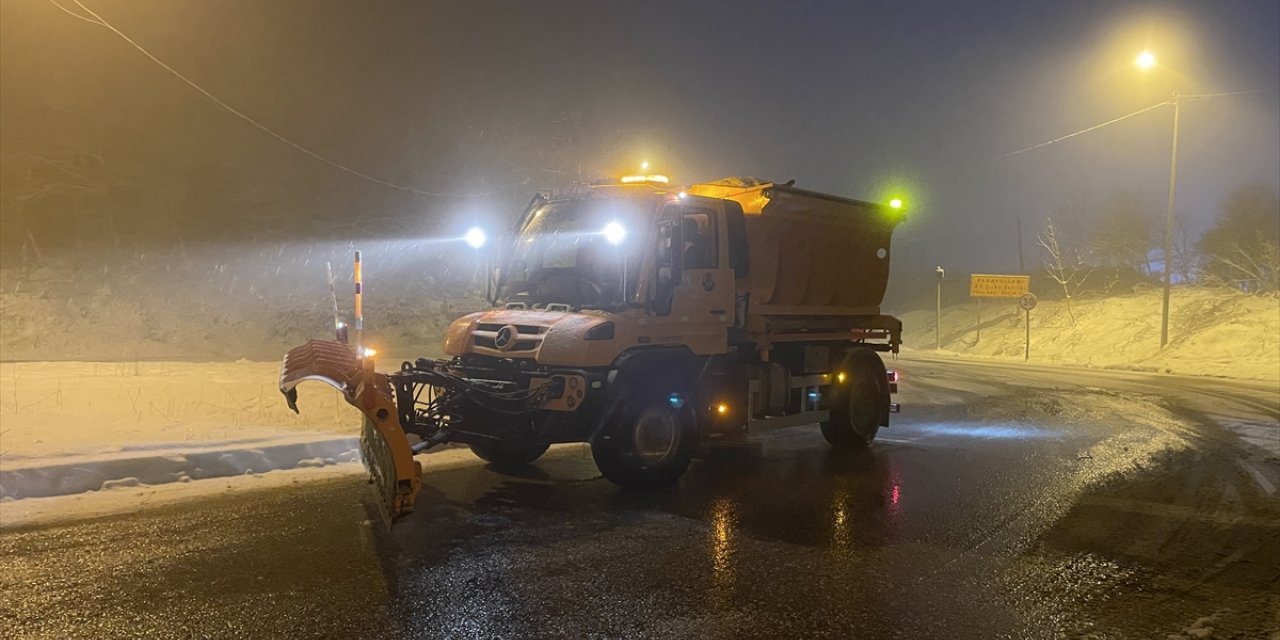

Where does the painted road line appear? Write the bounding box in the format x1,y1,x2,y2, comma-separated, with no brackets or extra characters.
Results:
1237,459,1277,496
1211,415,1280,457
876,436,919,445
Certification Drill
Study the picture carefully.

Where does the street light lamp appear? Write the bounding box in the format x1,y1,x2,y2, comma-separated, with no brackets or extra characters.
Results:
1137,49,1179,349
1135,50,1157,71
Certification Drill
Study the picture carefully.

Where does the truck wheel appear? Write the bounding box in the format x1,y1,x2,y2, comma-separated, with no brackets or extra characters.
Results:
821,349,889,450
592,392,695,489
469,439,550,467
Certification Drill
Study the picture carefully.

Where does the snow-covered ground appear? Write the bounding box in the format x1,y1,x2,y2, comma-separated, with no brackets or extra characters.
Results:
0,360,359,461
0,360,370,508
896,288,1280,382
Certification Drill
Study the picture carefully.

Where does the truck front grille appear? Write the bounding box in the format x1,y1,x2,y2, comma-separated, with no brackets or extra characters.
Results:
471,324,547,354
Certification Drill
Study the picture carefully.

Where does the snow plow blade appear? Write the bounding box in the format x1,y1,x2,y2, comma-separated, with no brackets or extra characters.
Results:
279,340,422,523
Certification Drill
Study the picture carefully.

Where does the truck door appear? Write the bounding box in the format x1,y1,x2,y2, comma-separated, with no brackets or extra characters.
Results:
650,201,734,353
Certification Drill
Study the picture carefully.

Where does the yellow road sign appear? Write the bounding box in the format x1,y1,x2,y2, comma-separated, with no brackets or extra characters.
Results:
970,274,1030,298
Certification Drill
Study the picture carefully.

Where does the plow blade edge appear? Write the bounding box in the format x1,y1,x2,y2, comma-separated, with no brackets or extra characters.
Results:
279,340,422,522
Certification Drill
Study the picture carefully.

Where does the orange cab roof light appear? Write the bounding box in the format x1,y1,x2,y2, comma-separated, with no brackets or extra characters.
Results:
620,174,670,184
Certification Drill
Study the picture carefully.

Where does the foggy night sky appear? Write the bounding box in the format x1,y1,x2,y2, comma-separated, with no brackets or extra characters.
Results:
2,0,1278,276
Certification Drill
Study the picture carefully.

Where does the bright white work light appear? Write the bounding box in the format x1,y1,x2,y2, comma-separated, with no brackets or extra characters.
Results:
602,221,627,245
464,227,487,249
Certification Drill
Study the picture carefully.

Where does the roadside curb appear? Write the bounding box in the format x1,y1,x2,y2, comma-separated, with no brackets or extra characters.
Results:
0,436,359,500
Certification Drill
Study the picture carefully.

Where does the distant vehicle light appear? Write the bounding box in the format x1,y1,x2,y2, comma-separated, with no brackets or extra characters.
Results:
640,161,650,170
620,174,670,184
677,191,687,199
889,198,903,209
464,227,488,249
603,221,627,245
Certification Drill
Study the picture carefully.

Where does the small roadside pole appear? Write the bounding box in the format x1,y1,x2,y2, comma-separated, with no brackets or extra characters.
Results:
1019,292,1038,361
935,266,946,350
976,298,982,344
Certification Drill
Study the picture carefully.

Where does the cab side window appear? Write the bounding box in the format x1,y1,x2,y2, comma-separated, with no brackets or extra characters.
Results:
654,216,679,315
680,209,716,269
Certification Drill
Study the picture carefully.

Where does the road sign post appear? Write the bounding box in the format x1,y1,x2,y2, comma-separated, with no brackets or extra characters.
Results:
936,267,946,350
976,298,981,343
1018,292,1038,361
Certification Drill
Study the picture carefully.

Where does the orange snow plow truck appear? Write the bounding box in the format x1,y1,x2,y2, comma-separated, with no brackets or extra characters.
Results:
280,177,903,522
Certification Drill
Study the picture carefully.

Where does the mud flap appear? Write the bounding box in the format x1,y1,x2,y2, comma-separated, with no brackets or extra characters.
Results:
280,340,422,523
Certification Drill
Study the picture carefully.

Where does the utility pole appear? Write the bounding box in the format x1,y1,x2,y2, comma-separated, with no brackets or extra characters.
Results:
1160,94,1181,349
1017,216,1025,274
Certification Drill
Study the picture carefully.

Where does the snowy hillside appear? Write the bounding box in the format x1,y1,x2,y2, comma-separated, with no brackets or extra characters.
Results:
895,288,1280,382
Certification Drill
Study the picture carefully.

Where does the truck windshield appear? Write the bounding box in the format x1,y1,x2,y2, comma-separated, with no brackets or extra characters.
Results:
499,198,651,309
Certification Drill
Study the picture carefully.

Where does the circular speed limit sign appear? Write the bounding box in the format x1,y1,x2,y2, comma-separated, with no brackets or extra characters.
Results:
1018,292,1038,311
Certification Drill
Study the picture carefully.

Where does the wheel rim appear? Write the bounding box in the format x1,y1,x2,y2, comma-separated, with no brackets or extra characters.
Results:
632,408,678,464
849,376,881,439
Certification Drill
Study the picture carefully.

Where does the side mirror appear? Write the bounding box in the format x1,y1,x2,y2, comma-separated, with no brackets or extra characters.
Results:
654,269,675,315
652,219,680,316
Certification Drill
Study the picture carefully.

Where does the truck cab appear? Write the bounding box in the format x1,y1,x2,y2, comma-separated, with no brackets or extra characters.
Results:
447,182,742,368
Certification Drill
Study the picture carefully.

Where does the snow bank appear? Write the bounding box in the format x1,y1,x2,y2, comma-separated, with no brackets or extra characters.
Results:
0,436,359,500
0,360,367,503
896,288,1280,382
0,464,364,530
0,444,595,529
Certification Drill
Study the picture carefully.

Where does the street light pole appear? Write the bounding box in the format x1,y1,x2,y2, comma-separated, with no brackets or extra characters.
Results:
1160,94,1181,349
1136,50,1179,349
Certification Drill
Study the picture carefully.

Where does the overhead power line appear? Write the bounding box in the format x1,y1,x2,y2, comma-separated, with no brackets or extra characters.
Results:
47,0,100,25
1000,101,1172,158
53,0,473,198
1000,90,1258,159
1179,89,1261,101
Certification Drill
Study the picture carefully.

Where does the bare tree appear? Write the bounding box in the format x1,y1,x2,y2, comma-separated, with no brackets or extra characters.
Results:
1037,216,1091,323
1198,186,1280,294
1202,241,1280,293
1090,190,1157,291
1170,217,1197,286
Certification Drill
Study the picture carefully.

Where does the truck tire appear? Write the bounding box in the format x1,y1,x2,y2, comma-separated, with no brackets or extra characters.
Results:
592,390,696,489
469,439,550,467
821,349,889,450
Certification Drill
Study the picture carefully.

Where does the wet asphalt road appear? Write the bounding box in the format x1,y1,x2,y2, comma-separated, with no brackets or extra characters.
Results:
2,357,1277,639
